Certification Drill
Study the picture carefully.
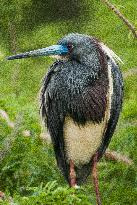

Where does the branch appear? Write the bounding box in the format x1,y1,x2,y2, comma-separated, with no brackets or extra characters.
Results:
8,22,17,54
123,68,137,78
101,0,137,38
0,109,31,137
104,149,134,166
0,110,31,162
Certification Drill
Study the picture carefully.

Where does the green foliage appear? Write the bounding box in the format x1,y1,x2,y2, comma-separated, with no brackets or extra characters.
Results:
0,0,137,204
1,181,93,205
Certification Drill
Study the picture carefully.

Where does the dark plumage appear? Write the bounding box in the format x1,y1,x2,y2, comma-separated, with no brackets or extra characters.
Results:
7,33,123,204
40,34,123,184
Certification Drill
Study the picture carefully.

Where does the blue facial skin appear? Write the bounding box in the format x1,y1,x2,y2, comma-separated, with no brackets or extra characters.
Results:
41,45,69,56
6,45,69,60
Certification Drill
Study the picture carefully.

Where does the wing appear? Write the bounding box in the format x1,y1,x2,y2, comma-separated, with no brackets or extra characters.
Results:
40,61,70,182
96,43,124,158
97,58,124,158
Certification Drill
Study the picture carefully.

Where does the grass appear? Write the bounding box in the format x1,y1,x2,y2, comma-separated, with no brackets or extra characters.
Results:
0,0,137,204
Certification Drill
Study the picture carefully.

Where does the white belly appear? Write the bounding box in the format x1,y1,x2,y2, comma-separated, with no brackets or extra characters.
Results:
64,64,113,165
64,117,107,165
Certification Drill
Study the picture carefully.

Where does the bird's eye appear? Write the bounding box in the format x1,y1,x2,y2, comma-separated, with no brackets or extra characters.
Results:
67,43,74,52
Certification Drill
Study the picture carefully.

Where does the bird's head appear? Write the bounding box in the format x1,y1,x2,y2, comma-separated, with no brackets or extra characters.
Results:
7,33,100,66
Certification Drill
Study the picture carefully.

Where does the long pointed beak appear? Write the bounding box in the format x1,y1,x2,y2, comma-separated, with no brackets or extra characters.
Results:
6,45,69,60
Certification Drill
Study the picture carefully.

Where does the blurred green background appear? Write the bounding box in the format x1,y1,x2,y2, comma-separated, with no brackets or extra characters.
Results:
0,0,137,204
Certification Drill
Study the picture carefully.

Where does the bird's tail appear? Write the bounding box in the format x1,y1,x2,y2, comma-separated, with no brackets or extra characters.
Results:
74,161,93,185
100,43,123,64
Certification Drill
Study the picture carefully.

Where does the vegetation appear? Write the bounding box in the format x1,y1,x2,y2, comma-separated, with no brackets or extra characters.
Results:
0,0,137,204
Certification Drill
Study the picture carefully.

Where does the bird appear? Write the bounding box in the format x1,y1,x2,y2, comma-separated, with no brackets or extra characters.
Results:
7,33,123,205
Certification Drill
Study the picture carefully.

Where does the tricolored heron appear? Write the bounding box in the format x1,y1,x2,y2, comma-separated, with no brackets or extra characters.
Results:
7,33,123,205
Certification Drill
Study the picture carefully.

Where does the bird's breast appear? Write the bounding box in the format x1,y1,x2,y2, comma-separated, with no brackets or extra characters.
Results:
63,63,113,166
